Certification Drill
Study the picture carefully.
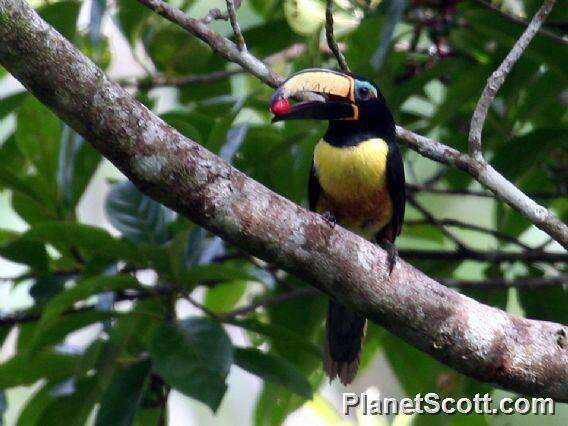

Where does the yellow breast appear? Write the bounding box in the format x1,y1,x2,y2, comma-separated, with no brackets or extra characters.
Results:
314,138,389,202
313,138,392,240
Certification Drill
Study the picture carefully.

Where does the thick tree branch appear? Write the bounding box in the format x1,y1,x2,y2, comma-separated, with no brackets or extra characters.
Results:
469,0,557,160
1,0,568,400
133,0,568,250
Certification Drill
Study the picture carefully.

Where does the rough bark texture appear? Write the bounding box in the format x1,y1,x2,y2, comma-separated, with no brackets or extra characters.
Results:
1,0,568,400
136,0,568,250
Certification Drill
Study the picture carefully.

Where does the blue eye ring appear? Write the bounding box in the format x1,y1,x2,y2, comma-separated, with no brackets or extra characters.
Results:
357,86,371,99
355,81,377,101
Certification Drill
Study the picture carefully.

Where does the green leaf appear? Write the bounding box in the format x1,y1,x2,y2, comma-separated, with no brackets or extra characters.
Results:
149,318,233,411
37,377,97,426
30,274,67,305
181,264,258,287
105,181,174,245
0,352,79,389
0,233,48,273
0,92,26,119
254,278,327,425
492,128,567,182
10,184,59,224
146,26,230,102
0,165,52,206
30,310,118,349
234,348,312,399
57,132,102,211
518,278,568,325
29,275,140,352
16,382,57,426
38,1,81,41
205,281,247,312
0,391,5,426
15,96,61,188
24,222,142,263
95,359,152,426
227,318,321,358
117,0,150,44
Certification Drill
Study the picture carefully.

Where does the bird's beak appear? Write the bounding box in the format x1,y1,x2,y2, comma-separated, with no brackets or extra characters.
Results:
270,69,358,122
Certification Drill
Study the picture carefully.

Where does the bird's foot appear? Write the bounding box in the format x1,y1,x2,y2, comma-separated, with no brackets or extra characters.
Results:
378,240,398,275
321,211,337,229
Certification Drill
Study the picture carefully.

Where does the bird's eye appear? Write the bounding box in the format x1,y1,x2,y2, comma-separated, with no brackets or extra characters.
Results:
357,86,371,100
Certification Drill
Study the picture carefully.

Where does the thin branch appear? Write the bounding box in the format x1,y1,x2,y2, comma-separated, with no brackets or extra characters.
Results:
200,8,228,24
399,248,567,263
181,290,220,319
119,43,308,89
225,0,246,51
474,0,567,46
406,218,532,250
133,0,568,249
3,0,568,399
395,127,568,249
221,287,320,319
441,274,568,289
325,0,350,72
407,194,470,250
469,0,557,160
406,183,566,200
0,306,93,327
136,0,568,249
136,0,282,87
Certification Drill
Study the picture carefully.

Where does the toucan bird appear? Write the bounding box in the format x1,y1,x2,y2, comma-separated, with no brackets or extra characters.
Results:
270,69,406,385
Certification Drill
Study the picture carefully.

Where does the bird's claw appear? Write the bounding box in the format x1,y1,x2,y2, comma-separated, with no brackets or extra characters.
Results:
378,240,398,275
321,211,337,229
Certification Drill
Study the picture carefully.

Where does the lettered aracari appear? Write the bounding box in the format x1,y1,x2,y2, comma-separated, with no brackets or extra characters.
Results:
270,69,406,385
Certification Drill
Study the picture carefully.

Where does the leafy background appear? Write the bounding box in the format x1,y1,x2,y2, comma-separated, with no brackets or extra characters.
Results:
0,0,567,424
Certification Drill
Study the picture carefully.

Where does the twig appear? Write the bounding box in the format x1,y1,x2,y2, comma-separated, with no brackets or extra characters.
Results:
225,0,246,51
136,0,568,249
4,1,568,398
406,218,532,250
469,0,558,160
181,290,220,319
136,0,282,87
395,127,568,249
406,183,566,200
474,0,567,46
399,248,567,263
119,44,309,89
325,0,350,73
441,274,568,289
221,287,320,319
132,0,567,250
200,8,227,24
407,194,470,250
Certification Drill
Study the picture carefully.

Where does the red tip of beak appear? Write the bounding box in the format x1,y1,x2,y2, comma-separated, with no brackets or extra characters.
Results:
270,98,291,116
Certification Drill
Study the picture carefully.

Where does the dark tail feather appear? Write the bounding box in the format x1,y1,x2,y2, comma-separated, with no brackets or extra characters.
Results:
324,300,367,385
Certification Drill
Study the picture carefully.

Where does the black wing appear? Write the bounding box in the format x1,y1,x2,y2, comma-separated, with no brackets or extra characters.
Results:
308,161,321,212
386,142,406,237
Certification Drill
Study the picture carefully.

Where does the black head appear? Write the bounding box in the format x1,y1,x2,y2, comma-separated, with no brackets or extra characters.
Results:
270,68,395,143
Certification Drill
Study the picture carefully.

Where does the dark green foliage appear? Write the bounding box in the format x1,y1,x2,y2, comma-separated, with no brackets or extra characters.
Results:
149,318,233,411
0,0,566,424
